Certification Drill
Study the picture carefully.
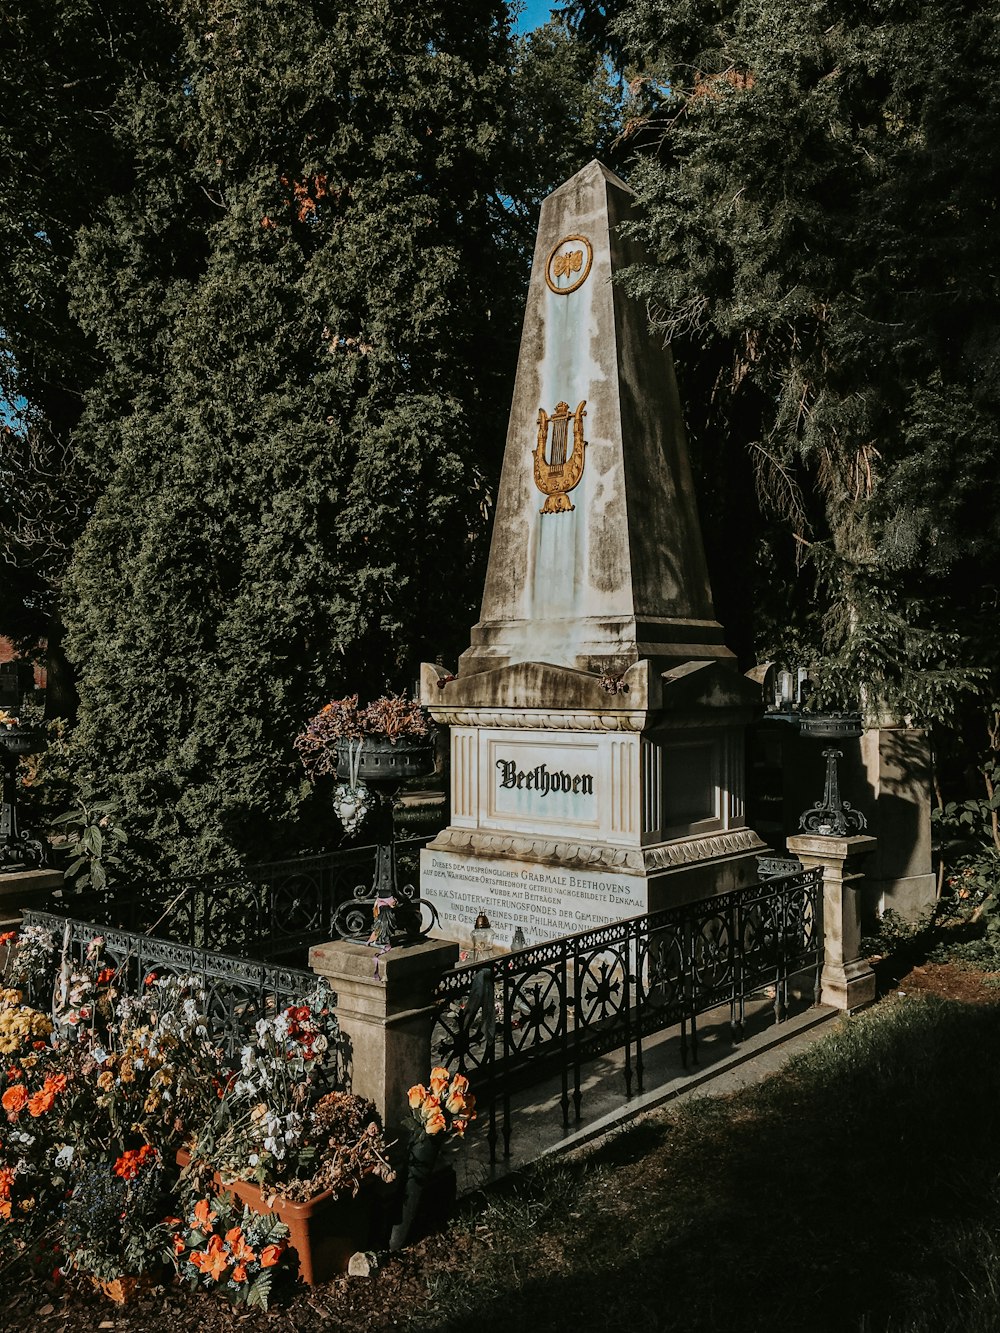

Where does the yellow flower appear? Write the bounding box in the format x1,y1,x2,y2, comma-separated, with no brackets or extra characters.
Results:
407,1084,427,1109
97,1070,115,1092
429,1067,450,1095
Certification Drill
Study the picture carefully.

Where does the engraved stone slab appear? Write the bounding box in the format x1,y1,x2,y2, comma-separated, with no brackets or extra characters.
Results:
421,847,648,947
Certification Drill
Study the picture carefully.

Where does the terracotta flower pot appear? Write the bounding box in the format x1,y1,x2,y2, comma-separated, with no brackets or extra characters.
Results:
90,1273,157,1305
176,1151,372,1286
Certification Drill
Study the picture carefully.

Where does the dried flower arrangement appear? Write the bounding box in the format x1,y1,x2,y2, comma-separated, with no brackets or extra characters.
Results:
295,692,430,778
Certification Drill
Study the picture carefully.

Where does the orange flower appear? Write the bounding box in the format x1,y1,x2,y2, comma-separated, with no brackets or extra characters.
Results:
1,1085,27,1116
173,1233,186,1255
424,1109,447,1135
225,1226,256,1264
260,1243,284,1268
448,1073,469,1098
0,1200,11,1220
43,1073,67,1095
407,1084,427,1109
97,967,115,984
0,931,16,947
28,1089,55,1116
429,1067,450,1094
232,1264,248,1283
444,1090,466,1114
194,1198,217,1229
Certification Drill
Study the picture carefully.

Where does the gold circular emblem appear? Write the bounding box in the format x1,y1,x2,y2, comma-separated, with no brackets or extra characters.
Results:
544,234,593,295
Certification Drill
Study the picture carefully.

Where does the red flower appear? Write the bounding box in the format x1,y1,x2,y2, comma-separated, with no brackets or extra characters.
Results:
97,967,115,984
144,972,157,986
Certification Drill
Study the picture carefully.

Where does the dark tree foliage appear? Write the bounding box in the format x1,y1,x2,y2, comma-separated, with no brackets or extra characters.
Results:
567,0,1000,725
0,2,177,710
51,2,617,870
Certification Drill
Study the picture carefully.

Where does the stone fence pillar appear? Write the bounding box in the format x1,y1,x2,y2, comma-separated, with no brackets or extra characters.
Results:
308,937,459,1140
0,868,63,934
786,833,877,1012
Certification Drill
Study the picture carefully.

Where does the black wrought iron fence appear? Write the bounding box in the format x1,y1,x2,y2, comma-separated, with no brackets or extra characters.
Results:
431,867,823,1162
38,837,431,965
20,908,335,1066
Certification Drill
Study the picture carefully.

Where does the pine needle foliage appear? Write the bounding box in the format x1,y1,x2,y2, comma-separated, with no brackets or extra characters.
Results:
46,2,618,870
567,0,1000,722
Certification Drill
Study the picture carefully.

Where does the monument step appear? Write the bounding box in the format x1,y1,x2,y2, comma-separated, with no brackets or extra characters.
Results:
452,998,837,1194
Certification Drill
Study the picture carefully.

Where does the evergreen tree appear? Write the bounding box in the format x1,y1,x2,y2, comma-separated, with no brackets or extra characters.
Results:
0,1,177,710
60,1,617,869
565,0,1000,724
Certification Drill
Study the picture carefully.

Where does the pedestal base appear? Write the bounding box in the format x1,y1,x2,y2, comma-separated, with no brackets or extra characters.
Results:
421,829,766,948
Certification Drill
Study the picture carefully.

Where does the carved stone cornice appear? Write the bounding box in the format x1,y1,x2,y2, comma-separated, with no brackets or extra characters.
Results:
425,826,765,874
426,708,649,732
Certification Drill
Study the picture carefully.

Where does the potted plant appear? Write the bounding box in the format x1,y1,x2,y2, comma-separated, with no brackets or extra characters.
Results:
295,692,434,835
179,998,396,1284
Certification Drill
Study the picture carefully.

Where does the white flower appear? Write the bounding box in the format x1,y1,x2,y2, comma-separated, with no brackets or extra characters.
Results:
248,1153,259,1167
55,1145,74,1167
312,1034,328,1053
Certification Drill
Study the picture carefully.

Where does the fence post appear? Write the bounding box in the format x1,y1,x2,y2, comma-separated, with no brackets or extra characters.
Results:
786,833,877,1012
308,938,459,1138
0,868,63,935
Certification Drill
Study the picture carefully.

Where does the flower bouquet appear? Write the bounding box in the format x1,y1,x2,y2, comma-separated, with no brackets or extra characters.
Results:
180,993,395,1283
168,1190,290,1310
389,1066,475,1251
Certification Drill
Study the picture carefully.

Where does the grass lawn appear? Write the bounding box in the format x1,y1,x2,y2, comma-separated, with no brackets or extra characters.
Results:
10,969,1000,1332
412,983,1000,1333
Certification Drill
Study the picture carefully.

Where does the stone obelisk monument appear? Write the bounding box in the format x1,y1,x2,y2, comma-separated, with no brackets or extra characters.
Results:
420,161,764,947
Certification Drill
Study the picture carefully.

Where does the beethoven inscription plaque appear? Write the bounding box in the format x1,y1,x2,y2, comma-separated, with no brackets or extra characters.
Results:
423,849,647,947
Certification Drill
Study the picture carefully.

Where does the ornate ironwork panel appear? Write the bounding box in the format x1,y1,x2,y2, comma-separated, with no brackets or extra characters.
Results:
39,839,431,965
430,866,823,1162
21,909,336,1067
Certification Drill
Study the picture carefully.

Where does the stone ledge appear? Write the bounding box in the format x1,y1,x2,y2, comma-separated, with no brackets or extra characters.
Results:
425,826,766,874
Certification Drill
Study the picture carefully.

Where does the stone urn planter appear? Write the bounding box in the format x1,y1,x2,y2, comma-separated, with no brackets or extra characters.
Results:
0,723,44,757
335,735,435,784
176,1151,373,1285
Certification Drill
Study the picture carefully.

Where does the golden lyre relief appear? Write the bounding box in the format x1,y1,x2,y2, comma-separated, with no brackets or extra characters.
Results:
544,234,594,295
533,400,587,514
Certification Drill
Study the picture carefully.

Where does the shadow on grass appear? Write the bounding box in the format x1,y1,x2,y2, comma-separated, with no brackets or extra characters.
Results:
413,997,1000,1333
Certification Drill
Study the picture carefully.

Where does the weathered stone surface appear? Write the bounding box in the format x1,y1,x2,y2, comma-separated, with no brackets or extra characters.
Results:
457,160,729,680
788,833,877,1012
347,1251,377,1277
419,161,767,941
